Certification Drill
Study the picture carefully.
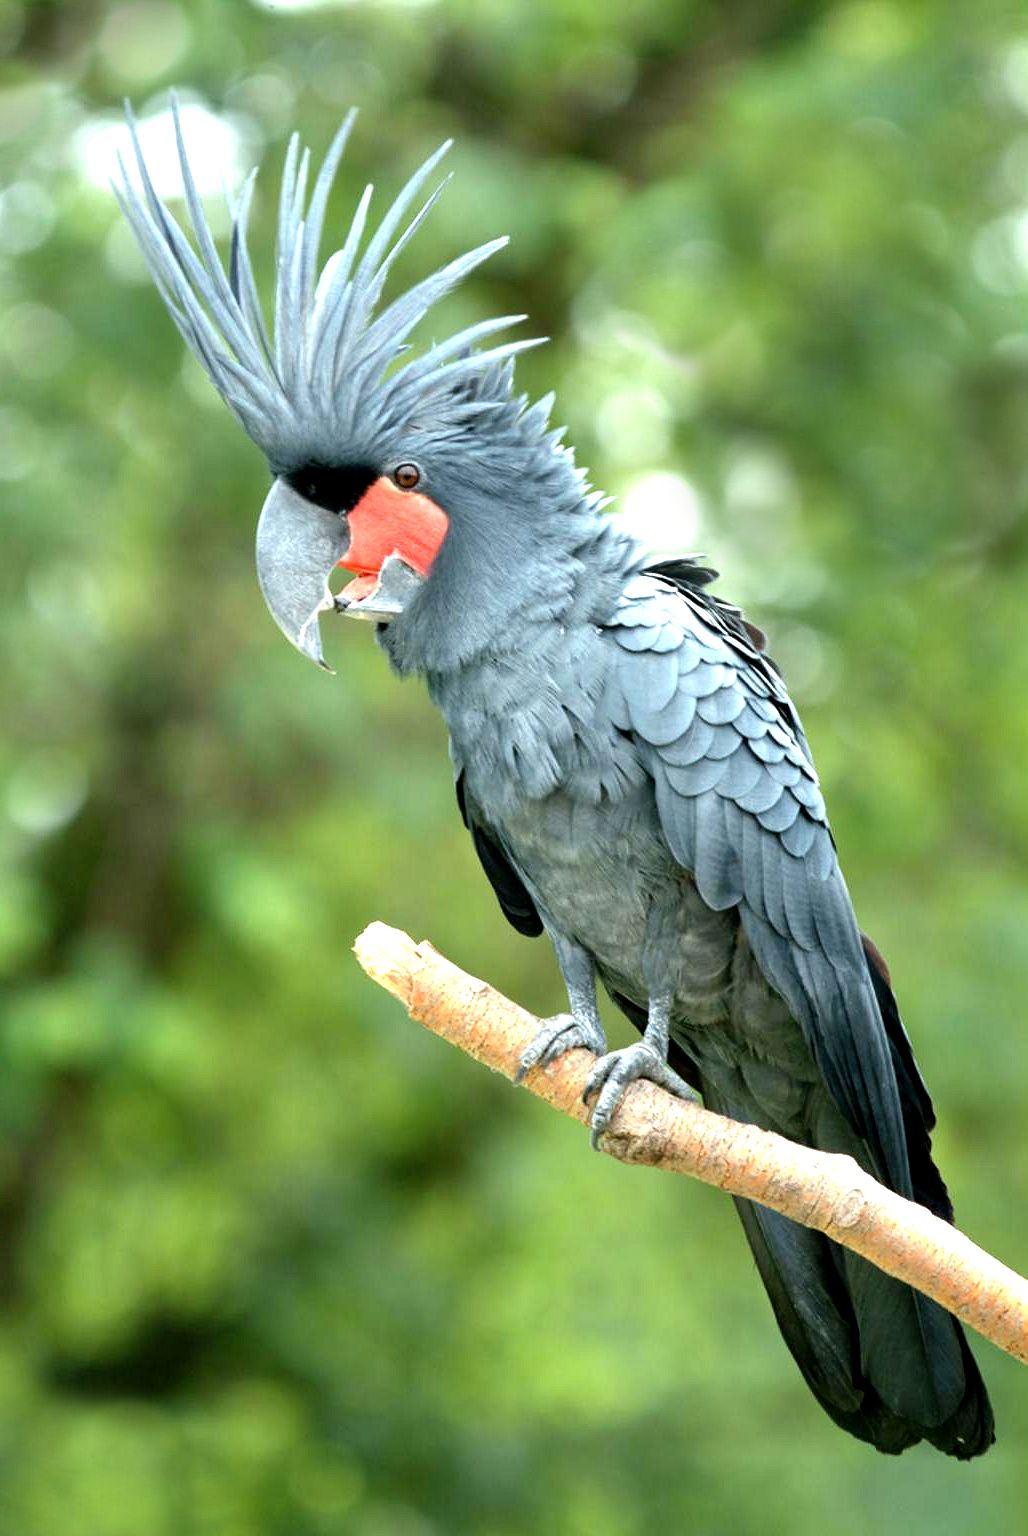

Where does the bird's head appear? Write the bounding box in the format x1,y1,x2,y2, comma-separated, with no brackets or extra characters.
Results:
117,103,599,675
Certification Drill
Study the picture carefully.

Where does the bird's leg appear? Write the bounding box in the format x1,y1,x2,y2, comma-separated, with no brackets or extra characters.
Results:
583,993,698,1150
515,933,606,1083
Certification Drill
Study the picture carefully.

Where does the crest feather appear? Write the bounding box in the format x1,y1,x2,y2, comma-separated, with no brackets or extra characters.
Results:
115,99,544,465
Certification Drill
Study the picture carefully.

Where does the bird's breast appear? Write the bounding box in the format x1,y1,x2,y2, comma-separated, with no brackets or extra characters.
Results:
496,782,735,1022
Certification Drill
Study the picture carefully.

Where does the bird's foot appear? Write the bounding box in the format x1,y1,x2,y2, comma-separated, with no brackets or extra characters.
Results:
583,1044,698,1149
515,1012,607,1084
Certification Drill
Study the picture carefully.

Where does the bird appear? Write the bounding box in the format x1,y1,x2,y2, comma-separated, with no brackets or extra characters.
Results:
116,102,995,1459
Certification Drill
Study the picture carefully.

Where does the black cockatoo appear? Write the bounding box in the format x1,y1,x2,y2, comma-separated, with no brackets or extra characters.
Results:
117,105,994,1458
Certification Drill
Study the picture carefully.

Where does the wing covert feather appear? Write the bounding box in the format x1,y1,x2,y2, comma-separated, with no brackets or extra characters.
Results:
607,573,911,1195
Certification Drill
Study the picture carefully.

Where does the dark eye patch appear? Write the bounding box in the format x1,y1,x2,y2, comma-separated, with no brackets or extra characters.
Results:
286,462,378,513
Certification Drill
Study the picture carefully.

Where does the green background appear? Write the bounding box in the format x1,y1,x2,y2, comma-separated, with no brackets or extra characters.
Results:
3,0,1028,1530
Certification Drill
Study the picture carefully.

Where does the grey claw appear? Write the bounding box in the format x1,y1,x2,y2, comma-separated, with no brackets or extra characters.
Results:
582,1052,616,1105
585,1043,698,1147
514,1048,541,1086
516,1013,606,1085
540,1036,571,1068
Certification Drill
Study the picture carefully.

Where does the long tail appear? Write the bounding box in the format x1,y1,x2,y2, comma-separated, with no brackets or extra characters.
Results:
609,960,995,1459
701,1087,993,1459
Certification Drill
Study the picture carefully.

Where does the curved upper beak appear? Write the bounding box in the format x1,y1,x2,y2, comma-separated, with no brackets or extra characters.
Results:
255,478,351,671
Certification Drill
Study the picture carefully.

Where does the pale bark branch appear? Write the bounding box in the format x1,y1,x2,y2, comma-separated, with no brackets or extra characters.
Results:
353,921,1028,1366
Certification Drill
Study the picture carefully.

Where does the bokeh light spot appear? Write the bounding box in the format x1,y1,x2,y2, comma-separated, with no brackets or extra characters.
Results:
73,99,250,199
619,471,703,555
97,2,191,83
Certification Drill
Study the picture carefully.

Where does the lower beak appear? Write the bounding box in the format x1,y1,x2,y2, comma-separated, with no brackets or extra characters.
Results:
334,552,425,623
255,478,351,670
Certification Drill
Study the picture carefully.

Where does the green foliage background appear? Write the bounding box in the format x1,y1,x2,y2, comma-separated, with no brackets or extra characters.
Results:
2,0,1028,1530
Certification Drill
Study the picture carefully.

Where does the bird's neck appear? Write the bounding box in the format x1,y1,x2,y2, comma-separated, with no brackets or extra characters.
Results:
429,508,636,681
378,470,640,677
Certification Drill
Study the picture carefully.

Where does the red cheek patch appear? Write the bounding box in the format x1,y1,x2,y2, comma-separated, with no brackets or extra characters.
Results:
339,476,449,579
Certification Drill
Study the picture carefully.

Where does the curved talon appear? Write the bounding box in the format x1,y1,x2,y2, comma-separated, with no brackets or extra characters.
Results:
515,1012,606,1084
582,1050,620,1104
585,1043,698,1149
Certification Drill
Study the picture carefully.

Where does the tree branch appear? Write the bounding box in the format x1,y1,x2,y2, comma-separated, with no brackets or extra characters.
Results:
354,921,1028,1365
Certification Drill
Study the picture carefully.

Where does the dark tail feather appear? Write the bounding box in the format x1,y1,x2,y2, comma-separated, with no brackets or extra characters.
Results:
607,981,995,1459
704,1073,994,1460
731,1195,995,1458
862,934,951,1219
731,1196,919,1454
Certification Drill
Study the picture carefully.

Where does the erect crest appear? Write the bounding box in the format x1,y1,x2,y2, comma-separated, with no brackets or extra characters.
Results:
114,99,543,468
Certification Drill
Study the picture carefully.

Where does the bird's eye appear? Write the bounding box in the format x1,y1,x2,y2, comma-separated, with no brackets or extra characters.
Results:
392,462,421,491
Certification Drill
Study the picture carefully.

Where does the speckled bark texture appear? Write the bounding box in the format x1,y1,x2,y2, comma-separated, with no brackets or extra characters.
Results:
354,921,1028,1366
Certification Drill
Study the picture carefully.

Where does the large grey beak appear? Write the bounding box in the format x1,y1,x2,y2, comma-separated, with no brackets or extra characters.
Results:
255,478,350,670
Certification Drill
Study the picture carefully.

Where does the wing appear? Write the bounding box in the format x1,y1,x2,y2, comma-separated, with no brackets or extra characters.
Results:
605,570,914,1197
455,771,543,937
